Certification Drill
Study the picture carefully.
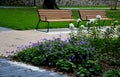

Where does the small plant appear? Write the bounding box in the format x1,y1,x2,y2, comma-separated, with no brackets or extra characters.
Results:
84,60,102,76
77,60,102,77
112,20,119,28
77,66,91,77
32,55,45,66
56,59,76,72
103,69,120,77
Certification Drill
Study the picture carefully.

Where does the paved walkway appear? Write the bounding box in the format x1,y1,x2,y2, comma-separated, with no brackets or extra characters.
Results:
0,58,68,77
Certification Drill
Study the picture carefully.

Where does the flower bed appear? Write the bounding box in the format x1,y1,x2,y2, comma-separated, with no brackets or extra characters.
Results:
9,19,120,77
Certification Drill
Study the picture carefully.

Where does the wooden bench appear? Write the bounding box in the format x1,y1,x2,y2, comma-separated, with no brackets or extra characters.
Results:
79,10,112,26
36,9,76,32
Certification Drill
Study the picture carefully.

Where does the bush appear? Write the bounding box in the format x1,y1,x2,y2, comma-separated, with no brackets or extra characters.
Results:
84,60,102,76
32,55,45,66
77,60,102,77
103,69,120,77
77,66,91,77
56,59,76,72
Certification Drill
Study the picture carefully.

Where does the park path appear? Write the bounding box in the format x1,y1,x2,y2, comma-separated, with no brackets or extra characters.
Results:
0,58,68,77
0,27,71,57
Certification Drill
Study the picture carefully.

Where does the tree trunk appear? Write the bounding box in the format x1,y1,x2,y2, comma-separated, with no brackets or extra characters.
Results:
43,0,59,9
111,0,118,10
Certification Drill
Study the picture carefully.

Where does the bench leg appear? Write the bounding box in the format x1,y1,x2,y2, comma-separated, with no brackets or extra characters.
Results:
36,20,40,30
47,22,50,32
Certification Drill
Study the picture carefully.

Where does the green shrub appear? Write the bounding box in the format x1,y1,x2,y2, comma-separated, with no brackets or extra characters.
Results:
32,55,45,66
77,60,102,77
103,69,120,77
77,66,91,77
84,60,102,76
56,59,76,72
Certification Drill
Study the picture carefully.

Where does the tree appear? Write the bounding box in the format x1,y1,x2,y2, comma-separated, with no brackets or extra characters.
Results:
43,0,59,9
111,0,118,10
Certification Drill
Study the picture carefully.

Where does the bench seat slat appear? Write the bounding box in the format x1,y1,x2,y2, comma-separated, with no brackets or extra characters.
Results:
79,10,110,20
41,19,76,22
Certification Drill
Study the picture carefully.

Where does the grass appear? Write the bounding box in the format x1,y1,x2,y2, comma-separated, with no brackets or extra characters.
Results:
0,6,120,30
0,8,38,30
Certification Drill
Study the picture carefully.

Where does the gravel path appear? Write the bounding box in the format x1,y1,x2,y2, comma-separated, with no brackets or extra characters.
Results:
0,27,71,56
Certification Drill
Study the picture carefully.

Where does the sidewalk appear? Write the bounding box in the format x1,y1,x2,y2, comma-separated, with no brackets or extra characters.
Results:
0,58,68,77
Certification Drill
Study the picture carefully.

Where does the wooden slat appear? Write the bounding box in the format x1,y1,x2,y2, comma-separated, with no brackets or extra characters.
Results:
79,10,109,20
38,9,74,21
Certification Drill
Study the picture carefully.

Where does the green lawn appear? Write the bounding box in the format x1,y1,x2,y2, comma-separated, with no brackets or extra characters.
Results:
0,8,38,30
0,7,120,30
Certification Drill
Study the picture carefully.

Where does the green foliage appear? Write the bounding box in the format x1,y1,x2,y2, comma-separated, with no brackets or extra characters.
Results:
84,60,102,76
77,66,91,77
77,60,102,77
103,69,120,77
56,59,76,72
14,47,40,62
32,55,45,66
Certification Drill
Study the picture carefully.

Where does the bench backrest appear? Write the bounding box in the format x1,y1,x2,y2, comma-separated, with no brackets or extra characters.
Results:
79,10,107,20
38,10,74,20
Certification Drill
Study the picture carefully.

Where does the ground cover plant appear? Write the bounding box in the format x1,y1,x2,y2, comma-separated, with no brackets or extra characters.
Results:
8,20,120,77
0,7,120,30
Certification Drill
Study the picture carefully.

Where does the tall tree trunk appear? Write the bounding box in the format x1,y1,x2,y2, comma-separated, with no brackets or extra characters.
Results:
111,0,118,10
43,0,59,9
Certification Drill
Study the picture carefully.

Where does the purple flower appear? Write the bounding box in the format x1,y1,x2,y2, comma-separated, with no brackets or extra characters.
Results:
87,51,90,58
80,55,83,59
47,51,50,54
61,52,64,54
42,38,47,41
70,50,72,53
77,52,80,55
44,58,46,61
48,62,52,66
7,55,12,59
81,38,87,45
84,48,87,51
32,43,39,47
68,58,72,62
59,56,62,59
72,55,75,59
11,51,14,53
6,51,9,54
